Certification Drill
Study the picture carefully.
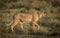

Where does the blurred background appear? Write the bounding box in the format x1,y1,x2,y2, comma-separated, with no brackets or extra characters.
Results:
0,0,60,38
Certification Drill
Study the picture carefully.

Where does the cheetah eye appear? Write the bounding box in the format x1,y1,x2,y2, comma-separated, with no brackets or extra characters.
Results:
44,11,46,14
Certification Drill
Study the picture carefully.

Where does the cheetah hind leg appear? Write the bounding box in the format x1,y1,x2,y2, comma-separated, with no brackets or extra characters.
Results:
11,19,20,32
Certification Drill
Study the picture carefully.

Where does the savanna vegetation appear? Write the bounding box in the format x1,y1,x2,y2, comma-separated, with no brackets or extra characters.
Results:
0,0,60,38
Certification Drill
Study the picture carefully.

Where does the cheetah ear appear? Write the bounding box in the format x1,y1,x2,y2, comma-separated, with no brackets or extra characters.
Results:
40,9,45,13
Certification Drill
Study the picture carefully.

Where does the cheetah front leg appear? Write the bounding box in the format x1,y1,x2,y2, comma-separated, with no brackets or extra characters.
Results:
34,22,40,30
32,22,40,30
